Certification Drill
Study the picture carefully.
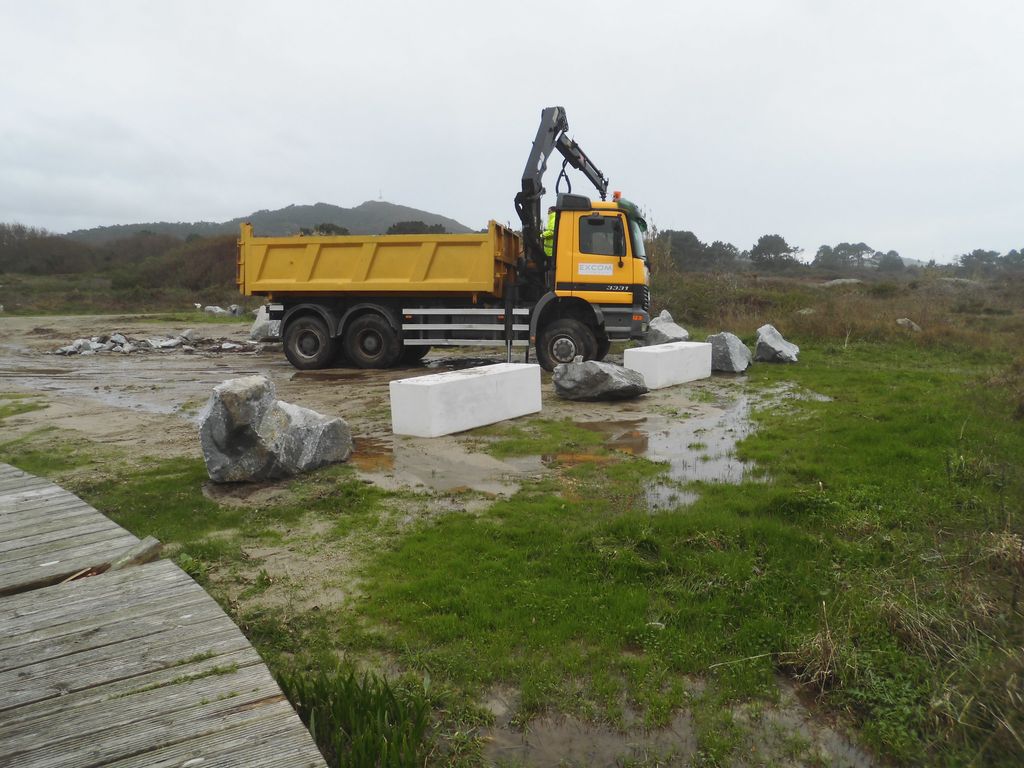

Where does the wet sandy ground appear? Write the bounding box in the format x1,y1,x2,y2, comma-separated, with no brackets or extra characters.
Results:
0,314,757,501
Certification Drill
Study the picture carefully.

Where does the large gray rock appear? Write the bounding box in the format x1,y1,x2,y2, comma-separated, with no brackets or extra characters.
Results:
706,332,752,373
754,324,799,363
204,305,229,316
552,358,648,401
819,278,864,288
644,309,690,345
896,317,922,332
250,305,282,341
198,375,352,482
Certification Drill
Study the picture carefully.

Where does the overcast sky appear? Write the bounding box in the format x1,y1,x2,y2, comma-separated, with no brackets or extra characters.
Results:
2,1,1021,262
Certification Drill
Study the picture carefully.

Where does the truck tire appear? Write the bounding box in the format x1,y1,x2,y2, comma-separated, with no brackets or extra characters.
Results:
344,314,402,369
400,344,431,364
283,315,336,370
536,318,597,371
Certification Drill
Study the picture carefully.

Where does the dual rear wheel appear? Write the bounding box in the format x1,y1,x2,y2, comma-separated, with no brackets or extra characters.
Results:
283,313,428,370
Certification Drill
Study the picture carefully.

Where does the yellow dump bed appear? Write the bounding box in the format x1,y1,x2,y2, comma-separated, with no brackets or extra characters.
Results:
237,221,520,298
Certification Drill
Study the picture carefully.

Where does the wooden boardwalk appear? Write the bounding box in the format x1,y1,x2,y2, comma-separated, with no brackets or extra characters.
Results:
0,463,326,767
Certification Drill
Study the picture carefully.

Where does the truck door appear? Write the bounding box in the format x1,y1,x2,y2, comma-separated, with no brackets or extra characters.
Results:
565,212,633,307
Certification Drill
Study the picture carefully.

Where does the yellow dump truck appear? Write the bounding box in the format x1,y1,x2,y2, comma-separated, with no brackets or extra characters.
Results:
236,106,651,371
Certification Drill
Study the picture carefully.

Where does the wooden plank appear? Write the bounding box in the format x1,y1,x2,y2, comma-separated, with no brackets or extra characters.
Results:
0,482,62,504
0,503,103,537
0,648,261,730
0,528,134,561
0,465,326,767
0,589,214,659
100,716,326,768
0,596,226,673
0,485,64,508
0,560,185,629
0,517,123,554
2,622,254,711
10,694,291,767
0,534,140,588
1,664,275,758
0,490,92,518
0,474,52,494
107,719,326,768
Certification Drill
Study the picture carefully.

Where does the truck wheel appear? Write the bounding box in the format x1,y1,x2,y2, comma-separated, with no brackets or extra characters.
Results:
400,344,431,364
344,314,402,369
594,335,611,361
283,315,336,370
536,318,597,371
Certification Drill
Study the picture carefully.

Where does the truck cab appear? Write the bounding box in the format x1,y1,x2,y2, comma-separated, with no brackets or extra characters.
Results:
527,192,650,369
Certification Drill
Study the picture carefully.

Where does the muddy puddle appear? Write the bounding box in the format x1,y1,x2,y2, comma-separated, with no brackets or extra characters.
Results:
480,678,873,768
566,389,760,511
352,434,543,496
484,711,697,767
346,380,804,506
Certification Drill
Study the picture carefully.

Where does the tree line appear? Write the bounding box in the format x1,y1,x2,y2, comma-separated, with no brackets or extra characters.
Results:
653,227,1023,278
2,218,1017,284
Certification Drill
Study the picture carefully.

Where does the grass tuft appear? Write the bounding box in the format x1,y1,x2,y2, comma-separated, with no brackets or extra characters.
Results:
278,664,433,768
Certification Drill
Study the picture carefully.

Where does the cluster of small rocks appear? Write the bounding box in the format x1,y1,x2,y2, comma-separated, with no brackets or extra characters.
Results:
549,318,802,401
51,329,258,357
196,303,244,316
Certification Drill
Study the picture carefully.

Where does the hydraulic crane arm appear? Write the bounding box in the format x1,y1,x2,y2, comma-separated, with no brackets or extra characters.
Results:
514,106,609,273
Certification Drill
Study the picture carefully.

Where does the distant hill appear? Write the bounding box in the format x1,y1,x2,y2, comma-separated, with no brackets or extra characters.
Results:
64,201,474,244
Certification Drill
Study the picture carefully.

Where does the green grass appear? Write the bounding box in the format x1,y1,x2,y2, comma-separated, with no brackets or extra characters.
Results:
0,427,98,475
278,664,433,768
474,417,607,458
0,393,47,421
338,340,1023,765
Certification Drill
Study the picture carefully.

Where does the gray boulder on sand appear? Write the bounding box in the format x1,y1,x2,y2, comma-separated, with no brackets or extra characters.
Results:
198,375,352,482
754,324,799,363
644,309,690,345
250,305,282,341
552,357,648,401
706,332,752,373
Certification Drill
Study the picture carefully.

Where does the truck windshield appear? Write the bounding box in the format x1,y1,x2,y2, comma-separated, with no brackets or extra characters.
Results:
629,218,647,261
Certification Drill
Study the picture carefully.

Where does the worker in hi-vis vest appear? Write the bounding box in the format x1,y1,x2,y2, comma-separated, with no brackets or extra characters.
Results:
541,206,556,258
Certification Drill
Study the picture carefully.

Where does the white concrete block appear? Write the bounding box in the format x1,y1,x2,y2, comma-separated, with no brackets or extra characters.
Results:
390,363,542,437
623,341,712,389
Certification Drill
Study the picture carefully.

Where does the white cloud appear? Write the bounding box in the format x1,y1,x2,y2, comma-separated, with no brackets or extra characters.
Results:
1,0,1021,260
